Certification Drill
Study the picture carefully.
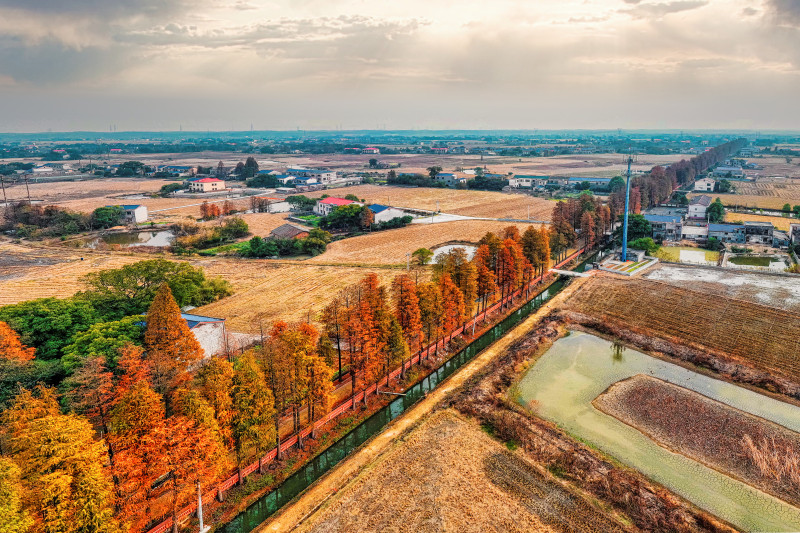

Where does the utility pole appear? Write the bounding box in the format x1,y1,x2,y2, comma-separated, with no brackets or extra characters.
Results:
621,150,633,262
197,481,210,533
406,252,410,271
0,174,7,207
23,174,31,204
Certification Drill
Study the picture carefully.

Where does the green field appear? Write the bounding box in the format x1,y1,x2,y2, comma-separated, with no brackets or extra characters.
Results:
728,256,775,267
655,246,719,264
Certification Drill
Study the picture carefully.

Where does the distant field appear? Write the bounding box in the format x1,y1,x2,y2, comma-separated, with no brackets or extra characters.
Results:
725,212,797,231
743,156,800,179
303,184,553,220
690,177,800,210
299,410,623,533
308,220,544,265
689,193,792,210
563,276,800,383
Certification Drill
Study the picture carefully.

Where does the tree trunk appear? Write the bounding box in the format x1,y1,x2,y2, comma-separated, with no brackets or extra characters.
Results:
351,372,357,409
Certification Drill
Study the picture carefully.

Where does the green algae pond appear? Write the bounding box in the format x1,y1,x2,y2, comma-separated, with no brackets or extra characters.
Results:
514,331,800,532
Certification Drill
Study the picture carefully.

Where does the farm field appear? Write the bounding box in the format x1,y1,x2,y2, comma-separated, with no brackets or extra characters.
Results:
308,220,544,265
690,177,800,210
595,374,800,507
742,156,800,179
562,276,800,384
302,184,554,220
298,409,623,533
218,212,292,236
725,212,797,231
655,246,719,264
643,263,800,313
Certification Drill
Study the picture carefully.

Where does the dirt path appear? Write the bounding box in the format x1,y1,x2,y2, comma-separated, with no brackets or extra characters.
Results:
257,277,587,533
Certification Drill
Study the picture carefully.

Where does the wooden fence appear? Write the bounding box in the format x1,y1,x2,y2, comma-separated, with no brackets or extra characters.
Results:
146,248,586,533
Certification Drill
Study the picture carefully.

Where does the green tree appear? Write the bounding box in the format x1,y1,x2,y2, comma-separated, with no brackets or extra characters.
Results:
608,176,626,192
717,179,733,193
427,166,442,179
412,248,434,265
91,206,125,229
783,203,792,213
707,198,725,223
61,316,145,374
613,213,652,242
0,298,100,360
242,157,259,179
627,237,660,254
80,259,231,319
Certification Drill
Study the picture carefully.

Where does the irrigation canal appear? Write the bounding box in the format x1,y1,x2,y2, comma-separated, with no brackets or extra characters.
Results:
218,275,574,532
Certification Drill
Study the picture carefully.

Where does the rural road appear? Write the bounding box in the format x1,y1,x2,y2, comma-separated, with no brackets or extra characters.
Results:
258,277,584,533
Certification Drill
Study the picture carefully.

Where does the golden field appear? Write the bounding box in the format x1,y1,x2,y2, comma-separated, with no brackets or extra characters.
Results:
725,212,797,231
309,220,544,265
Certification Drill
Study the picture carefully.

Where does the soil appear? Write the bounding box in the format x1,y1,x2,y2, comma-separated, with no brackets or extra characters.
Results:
595,374,800,507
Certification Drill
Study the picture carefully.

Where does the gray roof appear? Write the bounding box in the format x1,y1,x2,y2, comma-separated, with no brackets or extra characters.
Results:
644,214,681,223
270,223,310,239
708,223,744,232
689,195,712,206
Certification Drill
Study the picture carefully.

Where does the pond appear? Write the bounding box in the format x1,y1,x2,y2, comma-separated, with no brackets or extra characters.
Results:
728,255,787,271
432,243,477,261
86,230,175,248
514,331,800,532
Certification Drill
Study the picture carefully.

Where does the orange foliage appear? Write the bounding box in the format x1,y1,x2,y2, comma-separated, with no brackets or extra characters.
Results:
0,321,34,362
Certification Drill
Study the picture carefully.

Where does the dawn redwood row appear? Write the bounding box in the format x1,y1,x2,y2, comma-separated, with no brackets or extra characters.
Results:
0,224,558,533
608,138,748,214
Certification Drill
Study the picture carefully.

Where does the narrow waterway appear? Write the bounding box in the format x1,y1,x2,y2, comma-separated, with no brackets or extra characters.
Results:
514,331,800,532
218,280,566,532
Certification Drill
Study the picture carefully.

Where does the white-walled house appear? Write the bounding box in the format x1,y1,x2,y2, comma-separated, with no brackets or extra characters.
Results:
368,204,407,223
182,313,226,358
313,197,355,216
694,177,715,192
189,177,226,193
121,204,148,223
688,195,711,219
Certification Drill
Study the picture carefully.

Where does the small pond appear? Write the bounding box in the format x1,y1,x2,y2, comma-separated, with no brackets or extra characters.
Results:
86,230,175,248
432,244,477,261
514,331,800,532
728,255,787,271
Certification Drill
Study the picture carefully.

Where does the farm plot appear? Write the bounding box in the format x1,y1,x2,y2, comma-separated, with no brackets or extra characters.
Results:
562,276,800,384
301,185,553,221
643,263,800,313
308,220,544,265
298,409,623,533
595,374,800,507
1,177,174,205
192,262,405,331
725,212,797,231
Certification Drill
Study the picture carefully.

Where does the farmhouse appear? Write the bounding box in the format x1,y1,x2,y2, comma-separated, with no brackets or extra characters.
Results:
791,223,800,244
744,221,774,245
181,313,226,358
362,147,380,154
270,223,311,240
688,195,711,219
644,214,682,241
773,230,790,249
681,225,709,241
118,204,148,224
368,204,407,224
189,177,225,193
712,166,745,178
567,177,612,190
509,175,547,188
288,168,337,183
708,223,746,243
294,176,319,187
434,173,467,187
694,177,715,192
314,197,354,216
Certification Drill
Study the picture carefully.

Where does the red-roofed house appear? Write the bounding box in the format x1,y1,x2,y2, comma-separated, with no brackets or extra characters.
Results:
362,147,380,154
189,177,226,193
313,197,356,216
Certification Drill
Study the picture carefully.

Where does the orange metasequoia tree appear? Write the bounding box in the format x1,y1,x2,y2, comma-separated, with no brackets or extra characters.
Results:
144,283,204,403
391,274,423,354
0,321,35,362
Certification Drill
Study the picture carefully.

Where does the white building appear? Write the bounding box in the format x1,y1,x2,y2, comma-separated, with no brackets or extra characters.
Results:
688,195,712,219
119,204,148,224
313,197,356,216
368,204,407,223
189,177,226,193
712,166,745,178
509,175,547,188
182,313,226,358
434,173,467,187
694,177,715,192
288,168,337,184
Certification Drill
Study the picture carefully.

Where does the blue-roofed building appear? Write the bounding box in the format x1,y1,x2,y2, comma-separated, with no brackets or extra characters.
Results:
106,204,148,224
368,204,407,223
708,223,745,243
567,177,613,191
644,214,682,241
433,173,467,187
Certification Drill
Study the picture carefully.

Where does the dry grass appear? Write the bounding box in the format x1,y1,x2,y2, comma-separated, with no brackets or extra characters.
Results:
302,184,553,220
202,212,291,236
192,262,406,331
308,220,545,265
595,374,800,507
2,177,174,203
725,212,798,231
299,409,621,533
562,275,800,383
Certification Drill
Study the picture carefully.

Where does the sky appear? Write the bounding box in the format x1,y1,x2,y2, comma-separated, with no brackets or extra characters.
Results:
0,0,798,132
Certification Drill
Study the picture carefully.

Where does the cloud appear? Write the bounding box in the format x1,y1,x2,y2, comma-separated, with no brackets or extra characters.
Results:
621,1,708,19
767,0,800,25
0,0,197,18
741,7,759,17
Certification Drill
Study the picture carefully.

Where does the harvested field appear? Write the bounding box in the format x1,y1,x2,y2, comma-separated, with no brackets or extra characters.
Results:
561,276,800,384
595,374,800,507
210,212,291,236
725,212,797,231
299,410,623,533
2,177,173,204
643,263,800,313
300,185,553,221
308,220,544,265
192,262,406,331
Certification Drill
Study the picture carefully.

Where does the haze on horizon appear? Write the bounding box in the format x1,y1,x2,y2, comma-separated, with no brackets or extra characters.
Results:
0,0,798,133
